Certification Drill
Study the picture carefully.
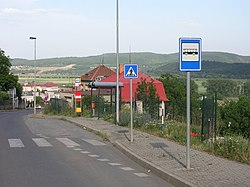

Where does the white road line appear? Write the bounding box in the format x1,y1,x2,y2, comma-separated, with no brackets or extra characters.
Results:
97,158,110,162
120,167,135,171
32,138,52,147
82,139,106,146
88,154,99,158
73,148,82,151
109,163,122,166
80,151,90,154
56,138,80,147
8,139,24,148
134,173,149,177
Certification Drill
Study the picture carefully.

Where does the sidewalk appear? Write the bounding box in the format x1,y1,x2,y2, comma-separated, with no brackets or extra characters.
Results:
38,115,250,187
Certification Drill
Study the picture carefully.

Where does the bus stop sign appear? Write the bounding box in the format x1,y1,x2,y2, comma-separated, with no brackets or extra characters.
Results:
179,38,202,71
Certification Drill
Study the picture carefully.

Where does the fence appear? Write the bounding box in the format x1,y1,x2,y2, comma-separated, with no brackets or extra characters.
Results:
0,100,12,110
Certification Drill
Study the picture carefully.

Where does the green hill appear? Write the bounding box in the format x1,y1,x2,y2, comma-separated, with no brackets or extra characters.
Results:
11,52,250,78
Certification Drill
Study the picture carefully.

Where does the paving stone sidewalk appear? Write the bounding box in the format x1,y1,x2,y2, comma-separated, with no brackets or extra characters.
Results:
36,115,250,187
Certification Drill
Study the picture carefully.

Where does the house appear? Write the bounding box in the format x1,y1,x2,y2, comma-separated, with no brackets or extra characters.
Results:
100,71,169,103
23,82,59,92
22,82,59,102
80,65,116,91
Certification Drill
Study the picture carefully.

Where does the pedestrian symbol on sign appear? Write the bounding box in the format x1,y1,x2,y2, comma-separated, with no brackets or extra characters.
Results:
126,67,137,77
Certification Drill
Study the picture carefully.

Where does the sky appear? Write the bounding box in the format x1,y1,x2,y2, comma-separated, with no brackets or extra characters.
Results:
1,0,250,59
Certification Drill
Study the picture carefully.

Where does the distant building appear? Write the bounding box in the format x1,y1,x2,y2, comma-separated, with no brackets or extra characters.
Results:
22,82,59,102
23,82,59,92
80,65,116,91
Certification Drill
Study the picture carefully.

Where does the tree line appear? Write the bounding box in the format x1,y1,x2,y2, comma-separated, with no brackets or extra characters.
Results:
0,49,22,102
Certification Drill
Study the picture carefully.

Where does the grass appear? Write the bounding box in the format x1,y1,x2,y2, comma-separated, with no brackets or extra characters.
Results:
132,119,250,164
194,78,207,94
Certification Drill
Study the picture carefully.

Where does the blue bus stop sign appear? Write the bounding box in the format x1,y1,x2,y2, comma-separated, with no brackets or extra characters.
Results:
179,38,202,71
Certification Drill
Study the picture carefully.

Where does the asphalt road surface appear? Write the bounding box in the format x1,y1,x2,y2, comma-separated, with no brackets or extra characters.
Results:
0,110,174,187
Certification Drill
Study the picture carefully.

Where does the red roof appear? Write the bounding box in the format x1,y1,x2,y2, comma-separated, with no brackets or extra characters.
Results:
81,65,115,82
101,72,169,102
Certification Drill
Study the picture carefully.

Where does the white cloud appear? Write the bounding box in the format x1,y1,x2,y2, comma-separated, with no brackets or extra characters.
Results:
0,7,61,15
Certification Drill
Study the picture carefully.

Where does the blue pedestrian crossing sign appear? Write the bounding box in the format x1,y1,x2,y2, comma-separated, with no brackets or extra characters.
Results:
179,38,202,72
124,64,138,79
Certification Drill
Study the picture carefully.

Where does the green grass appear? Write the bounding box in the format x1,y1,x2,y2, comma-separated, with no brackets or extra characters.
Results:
194,78,207,94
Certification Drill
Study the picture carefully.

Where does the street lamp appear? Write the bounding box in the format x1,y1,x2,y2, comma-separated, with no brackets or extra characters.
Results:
116,0,120,125
30,36,37,114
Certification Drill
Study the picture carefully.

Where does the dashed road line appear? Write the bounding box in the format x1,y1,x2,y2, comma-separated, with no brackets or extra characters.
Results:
73,148,82,151
120,167,135,171
109,163,122,166
88,154,99,158
134,173,149,177
97,158,110,162
80,151,90,154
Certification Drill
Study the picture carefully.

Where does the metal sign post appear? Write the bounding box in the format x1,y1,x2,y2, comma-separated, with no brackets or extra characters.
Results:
179,38,202,169
124,64,138,143
130,78,133,142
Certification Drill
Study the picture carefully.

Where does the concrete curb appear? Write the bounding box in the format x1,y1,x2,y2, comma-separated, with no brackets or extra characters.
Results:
114,141,195,187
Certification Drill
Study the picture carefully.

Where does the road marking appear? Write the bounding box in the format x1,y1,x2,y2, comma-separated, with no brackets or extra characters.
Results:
8,139,24,148
134,173,149,177
56,138,80,147
80,151,90,154
109,163,122,166
120,167,134,171
36,134,49,139
73,148,82,151
88,154,100,158
82,139,106,146
97,158,110,162
32,138,52,147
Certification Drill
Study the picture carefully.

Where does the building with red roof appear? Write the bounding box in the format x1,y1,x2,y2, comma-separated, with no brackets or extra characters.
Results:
81,65,116,90
100,72,169,102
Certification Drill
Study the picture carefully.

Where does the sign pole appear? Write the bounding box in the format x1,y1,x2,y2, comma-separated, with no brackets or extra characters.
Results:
179,37,202,169
124,64,138,143
130,78,133,142
186,71,191,169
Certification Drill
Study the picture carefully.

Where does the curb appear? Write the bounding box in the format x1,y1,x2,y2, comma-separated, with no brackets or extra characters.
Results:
114,141,195,187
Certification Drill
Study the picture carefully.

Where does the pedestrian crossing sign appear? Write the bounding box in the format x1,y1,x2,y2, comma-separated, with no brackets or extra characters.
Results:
124,64,138,79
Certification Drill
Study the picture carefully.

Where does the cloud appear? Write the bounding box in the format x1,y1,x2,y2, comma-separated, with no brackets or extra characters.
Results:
0,8,61,15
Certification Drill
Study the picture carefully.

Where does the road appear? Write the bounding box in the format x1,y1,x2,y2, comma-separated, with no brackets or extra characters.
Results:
0,110,173,187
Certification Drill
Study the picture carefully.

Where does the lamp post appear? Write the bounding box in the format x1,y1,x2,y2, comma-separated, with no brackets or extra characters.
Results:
116,0,120,125
30,36,37,114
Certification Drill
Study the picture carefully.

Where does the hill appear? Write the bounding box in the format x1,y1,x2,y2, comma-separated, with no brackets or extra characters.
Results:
11,52,250,78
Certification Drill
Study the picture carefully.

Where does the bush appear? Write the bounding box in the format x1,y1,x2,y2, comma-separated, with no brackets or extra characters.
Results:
212,135,250,164
220,97,250,138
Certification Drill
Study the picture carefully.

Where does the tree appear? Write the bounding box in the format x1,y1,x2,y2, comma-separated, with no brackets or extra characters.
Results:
0,49,22,99
204,79,240,98
0,91,9,102
158,74,200,124
243,81,250,98
220,97,250,138
136,78,159,118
